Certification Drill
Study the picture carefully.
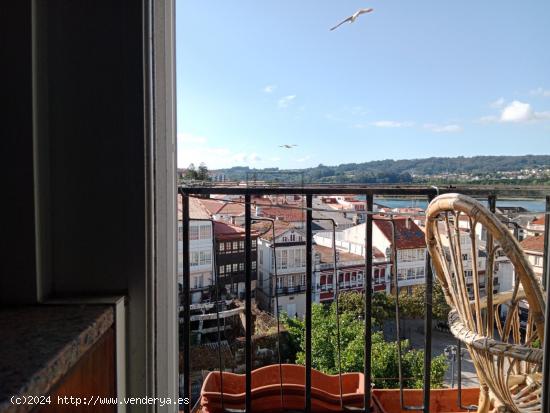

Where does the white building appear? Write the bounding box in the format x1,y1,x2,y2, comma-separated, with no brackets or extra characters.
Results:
312,244,390,304
520,235,545,280
178,197,214,304
338,217,427,294
255,222,307,318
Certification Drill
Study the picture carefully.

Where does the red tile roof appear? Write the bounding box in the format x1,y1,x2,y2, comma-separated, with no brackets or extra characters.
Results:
314,245,363,263
374,217,426,249
531,216,546,225
216,202,245,216
177,196,211,220
520,235,545,253
213,221,258,240
258,206,304,222
197,198,225,215
252,221,302,241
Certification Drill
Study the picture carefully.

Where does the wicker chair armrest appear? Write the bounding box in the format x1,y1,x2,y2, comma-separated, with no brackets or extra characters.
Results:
448,310,544,365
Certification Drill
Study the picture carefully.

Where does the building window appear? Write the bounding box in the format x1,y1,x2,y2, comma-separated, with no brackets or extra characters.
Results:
233,263,238,272
277,277,283,288
239,241,245,250
193,275,204,289
190,252,199,267
288,276,294,287
189,226,199,240
290,234,296,242
219,266,225,275
199,251,211,265
462,253,468,261
219,243,225,252
233,241,239,250
282,250,288,269
226,241,232,251
239,263,244,271
199,225,210,239
252,239,257,249
226,264,232,273
252,261,257,270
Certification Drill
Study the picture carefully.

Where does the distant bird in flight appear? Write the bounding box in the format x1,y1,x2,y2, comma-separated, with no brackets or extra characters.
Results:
279,144,297,149
330,8,374,31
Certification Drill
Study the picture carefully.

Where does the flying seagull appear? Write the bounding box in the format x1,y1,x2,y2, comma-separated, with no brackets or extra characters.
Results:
279,144,297,149
330,8,374,31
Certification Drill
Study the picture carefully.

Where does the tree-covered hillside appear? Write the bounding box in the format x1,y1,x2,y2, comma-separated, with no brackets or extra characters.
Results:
212,155,550,184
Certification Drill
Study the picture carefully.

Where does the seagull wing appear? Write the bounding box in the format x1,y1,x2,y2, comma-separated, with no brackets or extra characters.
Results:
356,8,374,16
330,15,353,31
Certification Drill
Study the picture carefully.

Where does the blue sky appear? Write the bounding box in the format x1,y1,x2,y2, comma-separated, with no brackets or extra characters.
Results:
176,0,550,169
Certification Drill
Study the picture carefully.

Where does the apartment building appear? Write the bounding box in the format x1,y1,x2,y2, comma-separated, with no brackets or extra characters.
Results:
178,197,214,304
214,221,258,298
339,217,427,294
520,235,545,279
313,245,389,304
526,216,546,237
255,222,307,317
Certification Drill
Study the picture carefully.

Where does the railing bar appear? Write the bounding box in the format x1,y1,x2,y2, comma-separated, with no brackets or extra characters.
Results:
245,194,252,413
364,194,373,413
305,194,313,413
177,185,550,197
486,195,496,339
422,192,435,413
391,218,406,408
541,195,550,413
384,214,423,411
181,191,191,413
543,195,550,290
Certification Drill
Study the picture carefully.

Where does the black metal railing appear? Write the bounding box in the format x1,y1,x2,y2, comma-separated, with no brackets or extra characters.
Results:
179,184,550,413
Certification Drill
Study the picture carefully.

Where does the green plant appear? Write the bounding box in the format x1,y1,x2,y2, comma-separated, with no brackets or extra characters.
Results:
281,301,448,388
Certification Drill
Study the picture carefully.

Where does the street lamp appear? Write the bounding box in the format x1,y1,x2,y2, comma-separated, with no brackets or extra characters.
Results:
444,344,466,388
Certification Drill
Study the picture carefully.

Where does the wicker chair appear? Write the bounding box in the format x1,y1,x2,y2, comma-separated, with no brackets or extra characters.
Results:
425,194,546,413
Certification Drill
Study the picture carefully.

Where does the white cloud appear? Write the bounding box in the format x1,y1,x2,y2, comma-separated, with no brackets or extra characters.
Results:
248,153,262,162
177,132,262,168
530,87,550,97
424,123,463,133
479,100,550,123
263,84,277,93
500,100,534,122
278,95,296,108
490,97,505,108
536,111,550,120
371,120,414,128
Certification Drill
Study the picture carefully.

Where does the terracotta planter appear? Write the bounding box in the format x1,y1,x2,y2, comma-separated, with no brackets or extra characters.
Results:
200,364,367,413
372,388,480,413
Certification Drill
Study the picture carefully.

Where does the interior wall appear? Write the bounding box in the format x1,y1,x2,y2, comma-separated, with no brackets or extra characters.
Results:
1,1,38,304
39,0,146,295
3,1,177,405
34,0,150,401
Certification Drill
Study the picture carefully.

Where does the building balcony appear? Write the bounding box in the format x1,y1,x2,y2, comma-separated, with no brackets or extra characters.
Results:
179,184,550,413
